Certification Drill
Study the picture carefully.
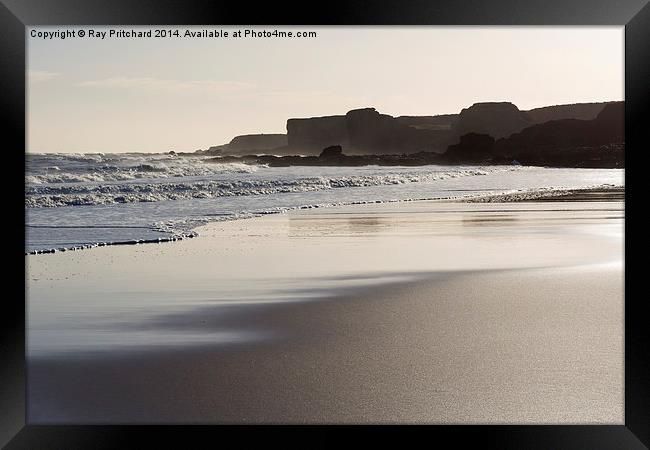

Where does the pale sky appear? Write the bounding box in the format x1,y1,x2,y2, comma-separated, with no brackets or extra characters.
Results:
27,26,624,153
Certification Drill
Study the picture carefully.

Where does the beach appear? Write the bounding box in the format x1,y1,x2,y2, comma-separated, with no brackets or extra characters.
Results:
26,191,624,424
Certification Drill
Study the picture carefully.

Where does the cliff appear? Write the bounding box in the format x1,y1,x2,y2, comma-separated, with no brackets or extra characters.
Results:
442,133,495,163
285,108,453,155
493,101,624,167
345,108,445,154
395,114,457,130
195,100,620,162
452,102,532,140
524,102,610,124
228,134,287,153
196,134,287,156
396,103,610,132
286,115,348,151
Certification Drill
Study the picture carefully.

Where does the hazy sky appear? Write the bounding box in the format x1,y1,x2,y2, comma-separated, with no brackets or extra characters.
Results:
27,26,623,153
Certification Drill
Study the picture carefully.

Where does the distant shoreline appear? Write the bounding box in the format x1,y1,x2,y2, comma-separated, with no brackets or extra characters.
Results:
205,152,623,169
193,101,624,169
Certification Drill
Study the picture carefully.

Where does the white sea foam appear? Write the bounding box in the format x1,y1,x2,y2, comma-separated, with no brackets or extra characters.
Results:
25,168,501,208
25,152,624,253
26,159,259,184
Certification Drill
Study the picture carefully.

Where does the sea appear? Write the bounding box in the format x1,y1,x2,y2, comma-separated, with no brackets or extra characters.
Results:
25,152,624,253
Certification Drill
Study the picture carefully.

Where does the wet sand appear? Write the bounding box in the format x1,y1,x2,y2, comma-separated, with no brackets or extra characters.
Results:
27,193,624,424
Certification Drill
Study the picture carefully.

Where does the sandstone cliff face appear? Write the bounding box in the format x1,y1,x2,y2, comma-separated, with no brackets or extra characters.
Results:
395,114,457,130
286,115,348,152
346,108,409,153
443,133,495,163
198,134,287,156
284,102,612,157
228,134,287,152
593,101,624,142
524,102,609,124
493,101,624,167
285,108,452,155
199,100,621,161
452,102,532,140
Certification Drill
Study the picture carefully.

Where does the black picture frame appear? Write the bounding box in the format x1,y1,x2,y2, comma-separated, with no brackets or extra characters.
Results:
2,0,648,447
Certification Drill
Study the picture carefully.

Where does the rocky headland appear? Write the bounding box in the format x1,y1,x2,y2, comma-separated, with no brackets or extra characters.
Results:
492,102,624,168
195,100,624,168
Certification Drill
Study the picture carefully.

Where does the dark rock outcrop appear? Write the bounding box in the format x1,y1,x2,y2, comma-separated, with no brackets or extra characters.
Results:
453,102,532,140
345,108,452,154
442,133,495,163
319,145,344,159
195,144,229,155
193,100,621,167
524,102,610,124
286,115,348,152
209,146,444,167
285,107,452,155
228,134,287,153
493,102,624,167
396,114,458,130
195,134,286,156
283,102,615,157
593,101,624,141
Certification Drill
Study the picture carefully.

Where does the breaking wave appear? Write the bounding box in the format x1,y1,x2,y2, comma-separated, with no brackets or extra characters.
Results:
25,152,623,254
26,166,494,208
26,153,259,185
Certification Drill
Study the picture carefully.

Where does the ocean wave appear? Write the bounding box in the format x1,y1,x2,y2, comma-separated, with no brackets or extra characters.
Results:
25,183,623,255
25,161,260,184
25,197,451,255
25,169,493,208
461,184,623,202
